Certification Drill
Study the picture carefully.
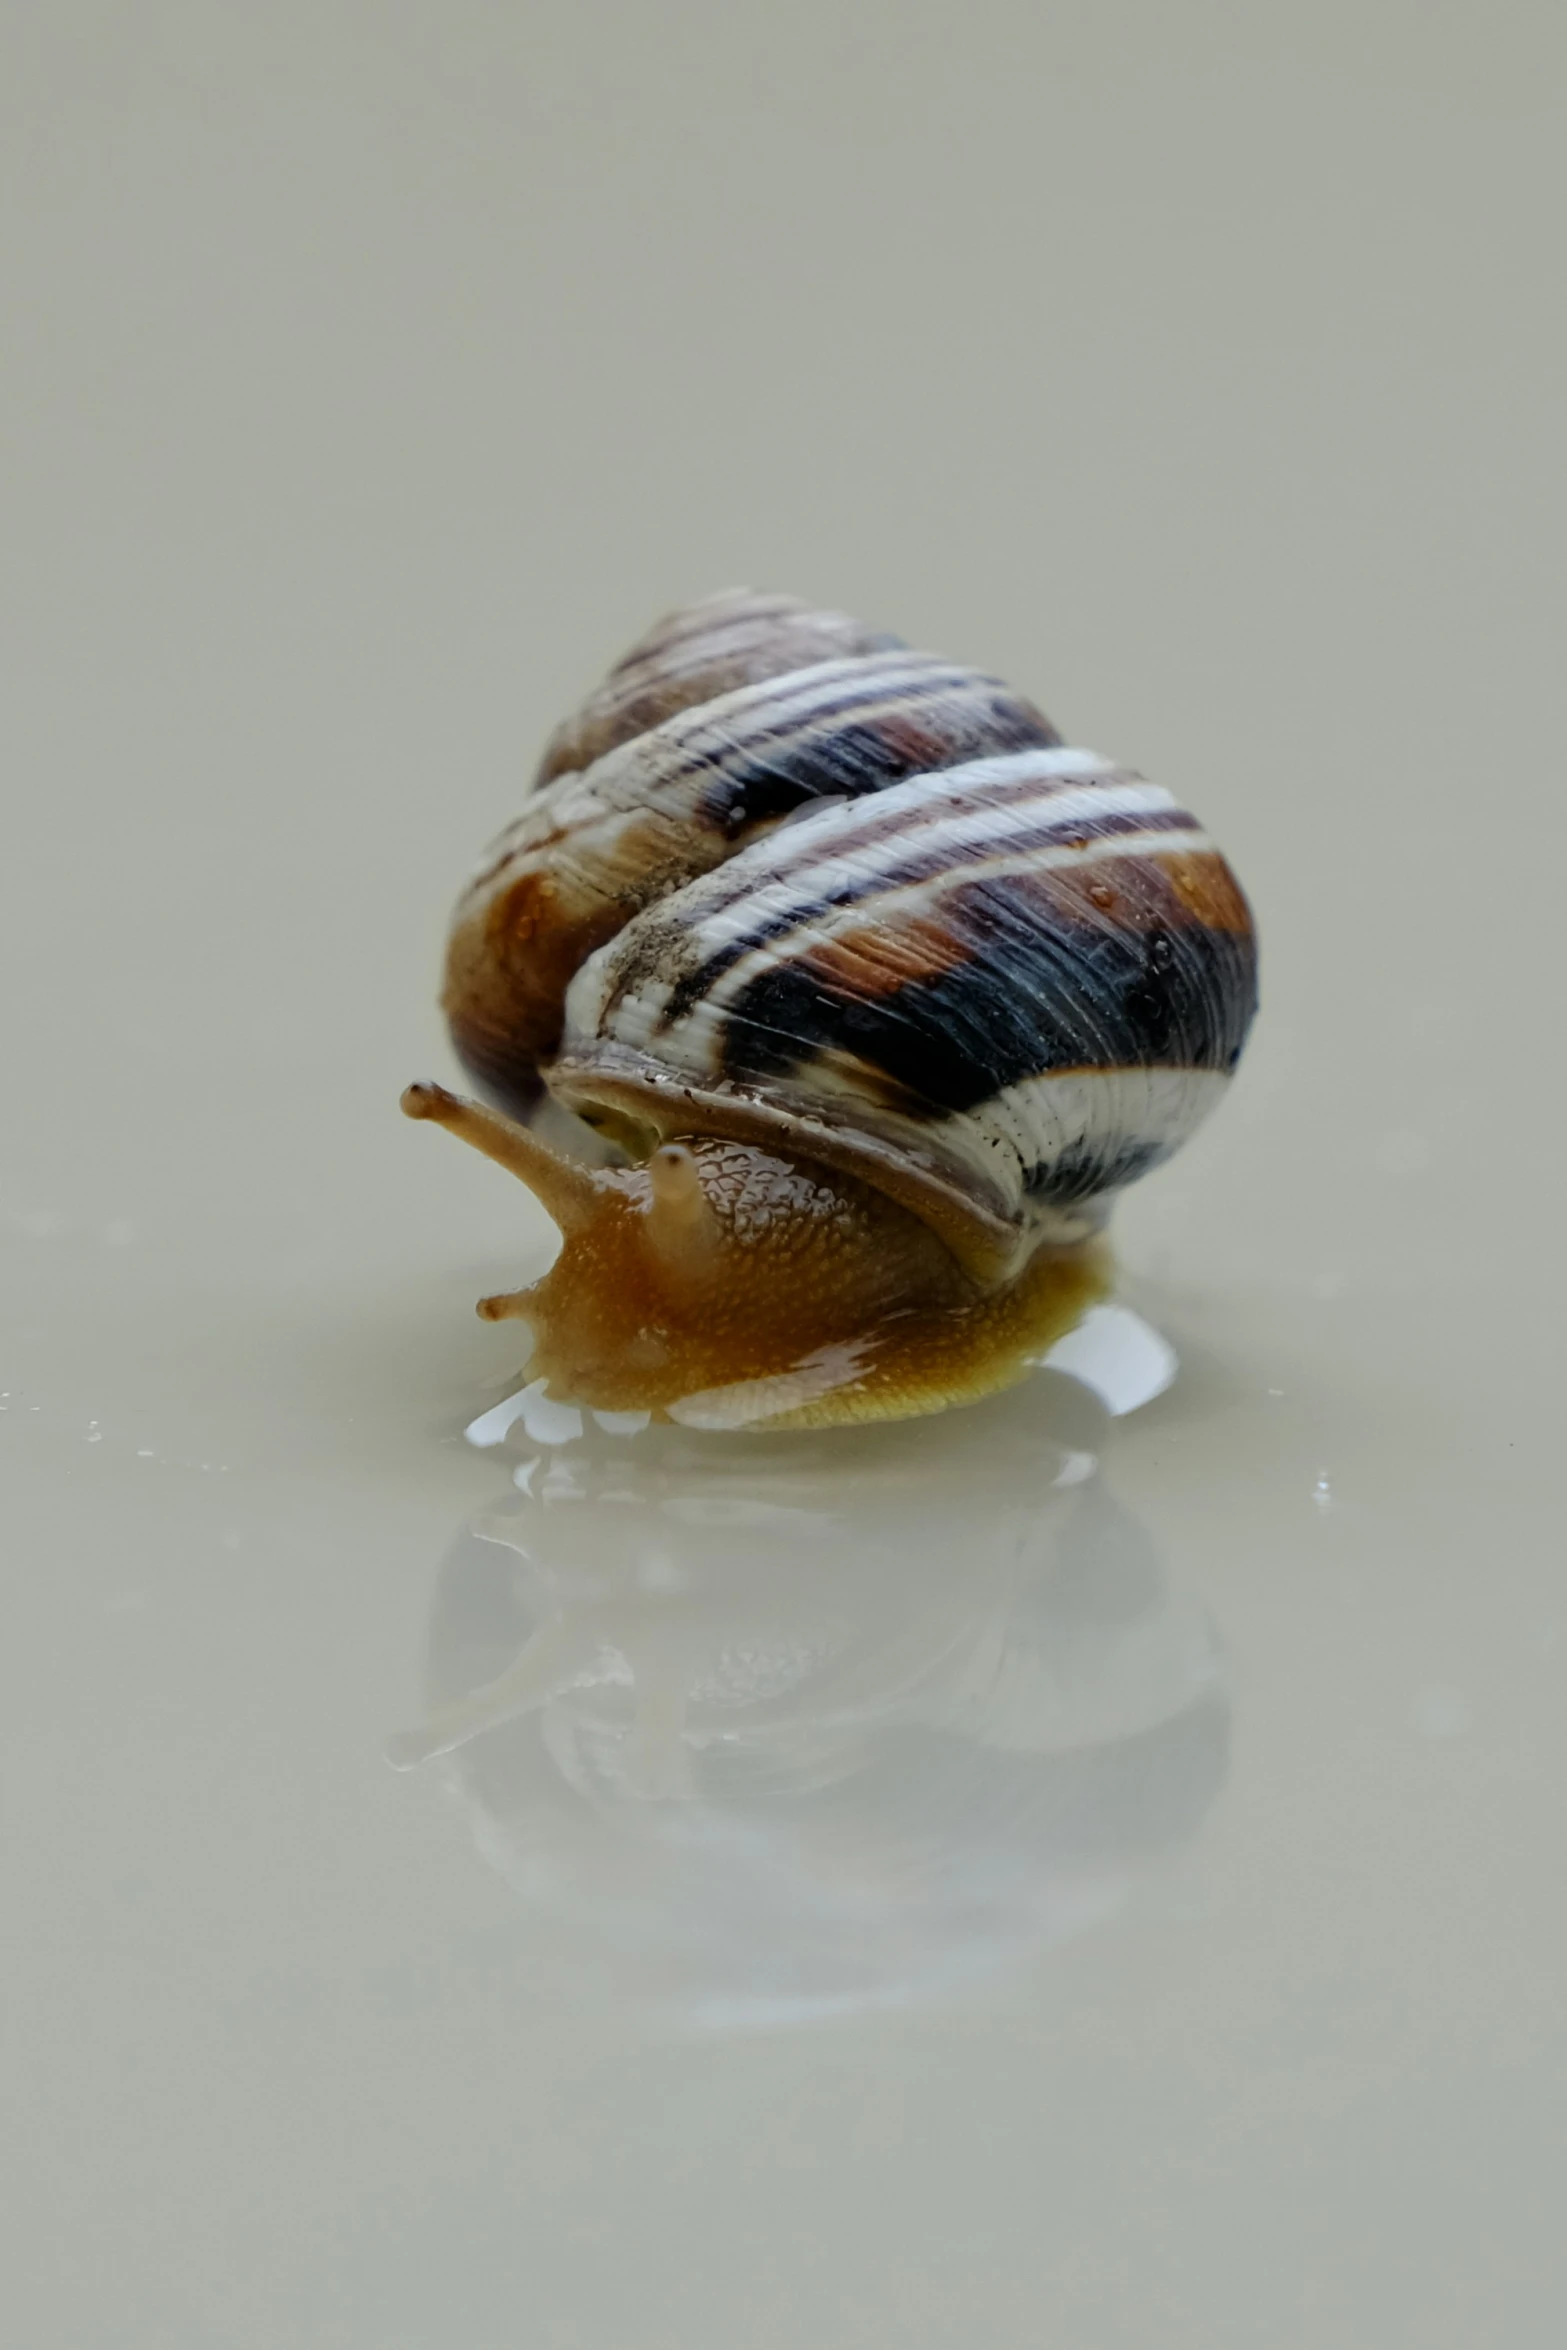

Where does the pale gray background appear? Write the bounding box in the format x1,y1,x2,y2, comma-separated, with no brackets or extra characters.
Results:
3,5,1564,2346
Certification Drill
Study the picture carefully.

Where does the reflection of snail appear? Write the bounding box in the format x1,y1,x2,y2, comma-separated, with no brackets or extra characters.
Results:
404,591,1258,1428
391,1369,1230,2030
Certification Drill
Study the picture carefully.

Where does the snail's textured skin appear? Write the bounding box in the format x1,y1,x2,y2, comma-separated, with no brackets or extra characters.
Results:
415,591,1258,1427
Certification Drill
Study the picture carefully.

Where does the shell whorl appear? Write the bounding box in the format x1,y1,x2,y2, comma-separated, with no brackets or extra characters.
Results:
443,591,1257,1278
443,590,1060,1110
531,588,908,786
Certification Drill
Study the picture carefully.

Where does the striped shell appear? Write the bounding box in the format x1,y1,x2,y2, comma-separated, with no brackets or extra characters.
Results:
443,591,1257,1279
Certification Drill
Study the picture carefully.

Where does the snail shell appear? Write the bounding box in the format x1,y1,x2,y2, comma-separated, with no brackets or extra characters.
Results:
442,590,1256,1282
443,590,1065,1156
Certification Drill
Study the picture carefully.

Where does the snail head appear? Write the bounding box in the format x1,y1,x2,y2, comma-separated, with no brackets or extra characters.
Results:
400,1081,977,1420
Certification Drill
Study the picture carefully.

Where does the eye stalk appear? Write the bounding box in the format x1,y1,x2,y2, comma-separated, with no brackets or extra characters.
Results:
400,1082,613,1231
647,1141,704,1217
644,1143,717,1277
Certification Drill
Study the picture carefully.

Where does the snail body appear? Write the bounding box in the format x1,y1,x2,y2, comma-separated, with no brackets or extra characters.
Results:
409,591,1257,1429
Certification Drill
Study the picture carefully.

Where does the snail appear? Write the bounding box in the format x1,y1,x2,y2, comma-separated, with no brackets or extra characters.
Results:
405,590,1257,1429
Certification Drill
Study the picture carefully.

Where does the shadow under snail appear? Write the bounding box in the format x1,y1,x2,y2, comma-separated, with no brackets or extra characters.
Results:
405,590,1258,1429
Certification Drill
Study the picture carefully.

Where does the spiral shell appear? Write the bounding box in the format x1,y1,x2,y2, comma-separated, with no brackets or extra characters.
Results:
444,590,1257,1278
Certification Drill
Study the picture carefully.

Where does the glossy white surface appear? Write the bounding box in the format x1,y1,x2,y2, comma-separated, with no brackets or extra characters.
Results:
4,5,1565,2343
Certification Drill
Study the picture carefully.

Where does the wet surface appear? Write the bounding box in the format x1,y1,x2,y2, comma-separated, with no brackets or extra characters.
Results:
390,1324,1215,2033
4,4,1567,2343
